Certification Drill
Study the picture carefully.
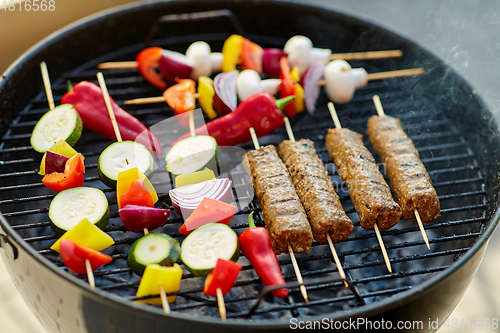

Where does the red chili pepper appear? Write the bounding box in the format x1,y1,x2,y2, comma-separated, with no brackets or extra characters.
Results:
203,258,242,297
42,153,85,192
136,47,168,90
173,92,294,147
178,197,237,235
120,179,154,209
59,238,112,275
61,81,163,156
241,38,263,73
239,212,288,298
279,57,297,118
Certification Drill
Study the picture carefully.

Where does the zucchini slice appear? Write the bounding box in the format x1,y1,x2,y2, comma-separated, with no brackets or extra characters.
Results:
166,135,219,176
31,104,83,153
49,187,110,236
180,223,239,277
127,233,181,276
98,141,154,188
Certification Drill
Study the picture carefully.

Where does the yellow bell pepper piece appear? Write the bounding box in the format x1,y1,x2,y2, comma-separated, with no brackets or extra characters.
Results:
136,263,183,304
50,218,115,253
197,76,217,119
174,169,216,188
294,83,305,113
290,66,301,83
116,168,158,209
221,34,244,72
39,140,80,175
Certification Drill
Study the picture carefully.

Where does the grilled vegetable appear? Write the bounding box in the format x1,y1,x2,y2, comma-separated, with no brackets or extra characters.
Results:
50,218,115,253
116,168,158,209
136,47,167,90
174,169,216,188
42,153,85,193
203,258,242,297
178,197,237,235
197,76,217,119
165,135,219,176
60,238,112,275
45,151,69,174
180,223,239,277
49,187,110,236
136,263,183,304
158,50,193,85
97,141,154,188
127,233,180,276
221,34,244,72
118,205,170,233
39,140,79,175
120,179,155,209
163,78,197,114
239,212,288,298
31,104,82,153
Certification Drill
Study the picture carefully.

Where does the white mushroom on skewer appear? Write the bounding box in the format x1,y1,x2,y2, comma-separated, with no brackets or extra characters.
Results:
284,35,332,74
323,59,368,104
236,69,281,102
185,41,223,80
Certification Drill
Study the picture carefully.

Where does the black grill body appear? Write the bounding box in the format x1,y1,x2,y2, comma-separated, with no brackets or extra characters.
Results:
0,1,498,332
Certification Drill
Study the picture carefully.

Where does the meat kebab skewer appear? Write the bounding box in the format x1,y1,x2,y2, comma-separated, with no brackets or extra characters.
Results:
247,127,313,302
368,95,440,249
280,117,352,288
325,102,402,273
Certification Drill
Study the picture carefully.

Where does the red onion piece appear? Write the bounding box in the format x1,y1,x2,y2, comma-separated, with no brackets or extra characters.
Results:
213,71,238,115
262,48,287,78
301,62,324,114
118,205,171,233
159,50,194,85
169,178,233,218
45,151,69,174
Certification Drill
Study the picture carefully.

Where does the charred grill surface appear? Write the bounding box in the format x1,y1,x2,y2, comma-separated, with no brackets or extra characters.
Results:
247,145,313,254
367,115,440,222
326,128,402,230
278,139,353,243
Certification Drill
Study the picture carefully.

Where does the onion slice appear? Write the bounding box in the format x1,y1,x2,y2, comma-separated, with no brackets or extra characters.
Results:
159,50,194,84
301,62,324,114
45,151,70,174
262,48,287,78
213,71,238,115
169,178,233,218
118,205,171,233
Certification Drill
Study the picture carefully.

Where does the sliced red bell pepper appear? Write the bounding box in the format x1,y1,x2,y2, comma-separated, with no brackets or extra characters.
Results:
59,238,112,275
241,38,263,73
203,258,242,297
120,179,154,209
178,197,237,235
239,212,288,298
163,79,197,114
136,47,168,90
173,92,294,147
42,153,85,192
116,168,158,209
61,81,162,156
279,57,297,118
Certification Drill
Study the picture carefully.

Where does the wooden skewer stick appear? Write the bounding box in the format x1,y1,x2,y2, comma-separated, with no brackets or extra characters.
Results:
318,67,424,86
372,95,431,250
125,93,200,105
327,101,393,273
99,49,403,70
249,127,308,302
97,72,122,142
330,49,403,61
160,286,171,314
216,287,226,321
40,62,55,110
284,116,349,288
144,228,149,235
85,259,95,289
189,111,196,137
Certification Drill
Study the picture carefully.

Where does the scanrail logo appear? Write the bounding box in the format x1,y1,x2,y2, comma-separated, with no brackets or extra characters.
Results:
290,318,424,330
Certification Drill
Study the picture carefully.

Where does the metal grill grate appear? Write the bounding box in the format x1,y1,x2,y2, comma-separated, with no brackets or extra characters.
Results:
0,33,486,321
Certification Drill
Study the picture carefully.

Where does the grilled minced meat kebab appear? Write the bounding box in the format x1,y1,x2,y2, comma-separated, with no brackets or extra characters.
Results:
367,115,440,223
247,145,314,254
326,128,402,230
278,139,353,243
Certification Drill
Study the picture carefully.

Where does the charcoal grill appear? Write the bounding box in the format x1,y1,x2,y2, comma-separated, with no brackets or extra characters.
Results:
0,1,498,332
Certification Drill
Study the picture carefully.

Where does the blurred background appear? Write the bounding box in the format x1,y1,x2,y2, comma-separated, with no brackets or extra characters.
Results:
1,0,499,332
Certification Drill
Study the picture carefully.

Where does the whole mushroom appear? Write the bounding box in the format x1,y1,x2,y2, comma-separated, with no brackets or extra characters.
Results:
284,36,331,74
236,69,281,102
324,60,368,104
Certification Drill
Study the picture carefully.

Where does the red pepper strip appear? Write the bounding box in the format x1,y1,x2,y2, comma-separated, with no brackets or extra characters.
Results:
279,57,297,118
136,47,168,90
239,212,288,298
60,238,112,275
203,258,242,297
61,81,163,156
241,38,263,73
42,153,85,192
178,197,237,235
163,79,197,114
173,92,294,147
120,179,155,209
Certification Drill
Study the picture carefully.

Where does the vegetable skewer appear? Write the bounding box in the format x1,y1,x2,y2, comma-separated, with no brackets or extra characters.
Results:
326,102,396,273
282,117,350,288
248,127,310,302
